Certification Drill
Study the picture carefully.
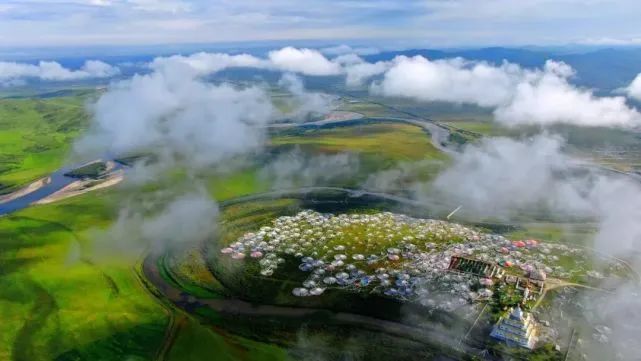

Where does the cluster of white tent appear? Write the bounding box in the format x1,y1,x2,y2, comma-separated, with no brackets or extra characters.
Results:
220,210,599,305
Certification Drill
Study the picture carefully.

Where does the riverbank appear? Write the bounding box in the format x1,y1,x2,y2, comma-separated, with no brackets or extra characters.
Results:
34,170,124,205
0,177,51,204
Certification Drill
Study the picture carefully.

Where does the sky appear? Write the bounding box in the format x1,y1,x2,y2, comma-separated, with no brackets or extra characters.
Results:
1,0,641,48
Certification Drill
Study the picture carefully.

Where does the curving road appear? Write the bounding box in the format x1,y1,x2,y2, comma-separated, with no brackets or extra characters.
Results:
141,249,476,357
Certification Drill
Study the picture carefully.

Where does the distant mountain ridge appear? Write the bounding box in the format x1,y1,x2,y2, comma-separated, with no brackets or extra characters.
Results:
6,45,641,94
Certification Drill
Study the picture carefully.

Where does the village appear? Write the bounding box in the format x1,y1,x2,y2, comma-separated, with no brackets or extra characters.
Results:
220,210,623,351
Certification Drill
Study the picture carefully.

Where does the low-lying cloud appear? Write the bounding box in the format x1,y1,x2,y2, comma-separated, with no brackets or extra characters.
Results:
149,52,266,78
75,63,274,167
10,46,641,130
77,53,272,254
260,148,359,189
496,61,641,127
432,134,585,216
143,46,384,88
149,47,641,128
268,47,342,76
148,47,343,78
625,73,641,101
343,58,390,88
431,133,641,256
371,56,523,107
277,73,337,120
372,57,641,127
96,187,219,256
0,60,118,85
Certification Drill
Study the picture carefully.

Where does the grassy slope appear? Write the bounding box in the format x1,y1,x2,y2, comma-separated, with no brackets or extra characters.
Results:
0,192,168,361
209,168,270,201
167,318,290,361
0,185,291,361
0,96,92,194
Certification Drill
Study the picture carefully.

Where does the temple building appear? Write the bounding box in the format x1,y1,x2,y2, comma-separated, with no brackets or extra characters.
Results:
490,306,538,349
448,256,504,278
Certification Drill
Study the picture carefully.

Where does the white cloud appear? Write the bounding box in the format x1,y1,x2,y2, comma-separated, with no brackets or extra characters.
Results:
75,62,275,167
433,134,587,215
148,46,350,78
372,56,524,107
372,56,641,127
277,73,337,119
82,60,121,77
310,52,390,87
268,47,342,76
578,36,641,46
625,73,641,101
149,52,267,77
80,51,272,256
139,190,218,251
432,133,641,256
260,147,359,189
495,62,641,127
331,53,364,65
0,60,119,85
343,58,390,87
320,44,380,56
144,49,641,128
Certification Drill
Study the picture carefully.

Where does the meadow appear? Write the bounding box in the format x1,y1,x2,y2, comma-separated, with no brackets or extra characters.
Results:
270,120,447,172
0,191,168,361
0,94,95,194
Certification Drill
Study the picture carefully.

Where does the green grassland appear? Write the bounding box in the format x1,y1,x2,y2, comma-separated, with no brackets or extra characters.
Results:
208,168,271,201
271,121,447,163
0,192,168,361
2,100,457,359
441,119,510,137
336,100,397,118
506,222,598,247
0,183,298,360
203,120,450,200
166,317,290,361
0,95,94,194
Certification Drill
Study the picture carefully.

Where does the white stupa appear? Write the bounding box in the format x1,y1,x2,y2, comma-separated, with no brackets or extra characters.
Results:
490,306,538,349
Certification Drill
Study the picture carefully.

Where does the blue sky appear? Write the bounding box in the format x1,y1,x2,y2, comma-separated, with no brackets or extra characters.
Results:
1,0,641,48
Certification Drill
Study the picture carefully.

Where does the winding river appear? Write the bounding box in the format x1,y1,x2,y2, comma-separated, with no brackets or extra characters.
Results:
0,113,454,217
0,160,124,216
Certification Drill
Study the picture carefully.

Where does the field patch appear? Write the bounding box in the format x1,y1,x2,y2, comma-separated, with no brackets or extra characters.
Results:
271,121,446,163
